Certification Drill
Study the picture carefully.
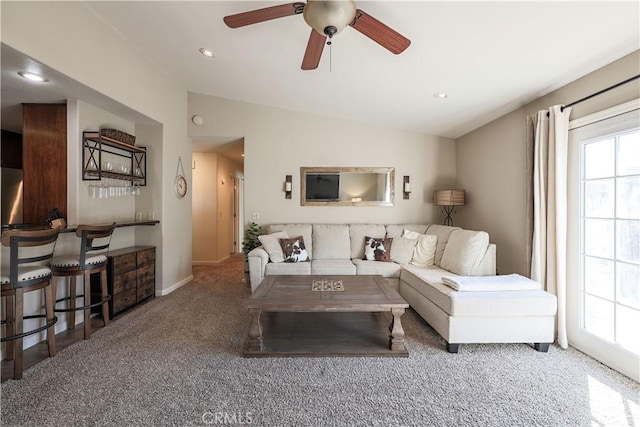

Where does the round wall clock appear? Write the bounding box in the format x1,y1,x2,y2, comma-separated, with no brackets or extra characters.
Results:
174,156,188,198
175,175,187,198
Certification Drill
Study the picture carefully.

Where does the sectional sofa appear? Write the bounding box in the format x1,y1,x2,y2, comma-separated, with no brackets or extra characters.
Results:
248,223,557,352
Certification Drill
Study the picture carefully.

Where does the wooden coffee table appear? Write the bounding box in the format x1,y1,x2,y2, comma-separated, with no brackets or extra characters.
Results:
243,275,409,357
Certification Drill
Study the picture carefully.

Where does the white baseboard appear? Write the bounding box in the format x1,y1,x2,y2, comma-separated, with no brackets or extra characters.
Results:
156,275,193,296
192,255,230,266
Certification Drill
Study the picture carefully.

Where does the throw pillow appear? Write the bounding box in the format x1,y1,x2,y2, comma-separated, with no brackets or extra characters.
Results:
257,231,288,263
403,229,437,266
363,236,393,262
440,229,489,275
279,236,309,263
390,236,418,265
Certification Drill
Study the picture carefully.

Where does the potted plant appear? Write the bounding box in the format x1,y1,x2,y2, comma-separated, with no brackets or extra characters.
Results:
242,222,262,272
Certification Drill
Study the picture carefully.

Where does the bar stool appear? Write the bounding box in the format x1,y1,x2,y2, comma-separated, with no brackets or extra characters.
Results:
1,227,61,380
50,223,116,340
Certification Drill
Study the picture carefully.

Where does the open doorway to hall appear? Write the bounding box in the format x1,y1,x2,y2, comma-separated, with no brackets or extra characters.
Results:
191,137,244,265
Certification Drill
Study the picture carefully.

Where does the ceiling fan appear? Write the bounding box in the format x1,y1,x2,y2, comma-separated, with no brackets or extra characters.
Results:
223,0,411,70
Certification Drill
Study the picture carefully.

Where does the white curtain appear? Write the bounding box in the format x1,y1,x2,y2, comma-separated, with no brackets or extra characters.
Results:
528,105,572,349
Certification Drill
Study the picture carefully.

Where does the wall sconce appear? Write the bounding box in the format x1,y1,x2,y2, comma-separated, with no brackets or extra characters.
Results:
433,189,465,226
284,175,292,199
403,176,411,199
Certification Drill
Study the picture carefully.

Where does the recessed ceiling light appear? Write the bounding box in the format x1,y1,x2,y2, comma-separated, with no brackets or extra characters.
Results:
199,48,215,58
433,92,447,99
18,71,49,82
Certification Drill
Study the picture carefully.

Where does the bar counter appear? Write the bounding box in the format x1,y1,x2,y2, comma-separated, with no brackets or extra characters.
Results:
2,220,160,233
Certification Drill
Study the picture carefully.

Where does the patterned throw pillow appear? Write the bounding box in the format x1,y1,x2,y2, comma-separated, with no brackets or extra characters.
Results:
363,236,393,262
279,236,309,263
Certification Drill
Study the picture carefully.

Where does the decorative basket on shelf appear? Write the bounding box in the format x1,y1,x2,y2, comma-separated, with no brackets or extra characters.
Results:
100,128,136,145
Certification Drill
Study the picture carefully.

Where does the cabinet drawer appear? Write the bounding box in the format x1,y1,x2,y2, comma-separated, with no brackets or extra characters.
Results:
113,253,136,274
137,281,154,301
137,264,155,286
137,248,155,267
113,269,137,294
113,288,137,313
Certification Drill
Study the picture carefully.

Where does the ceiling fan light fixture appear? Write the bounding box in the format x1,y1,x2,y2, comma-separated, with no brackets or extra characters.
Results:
303,0,356,38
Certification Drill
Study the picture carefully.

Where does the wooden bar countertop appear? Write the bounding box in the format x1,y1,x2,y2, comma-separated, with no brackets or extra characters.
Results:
1,220,160,233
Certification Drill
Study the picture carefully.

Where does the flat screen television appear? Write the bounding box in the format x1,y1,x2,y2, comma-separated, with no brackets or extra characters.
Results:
305,173,340,201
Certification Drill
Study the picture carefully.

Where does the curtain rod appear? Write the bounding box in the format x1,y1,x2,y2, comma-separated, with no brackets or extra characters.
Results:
562,74,640,111
546,74,640,116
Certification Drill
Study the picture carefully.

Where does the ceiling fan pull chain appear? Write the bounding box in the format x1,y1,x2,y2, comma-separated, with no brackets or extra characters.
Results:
330,41,332,72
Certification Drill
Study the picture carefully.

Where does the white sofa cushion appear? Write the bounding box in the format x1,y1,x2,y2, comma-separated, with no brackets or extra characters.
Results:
401,265,557,317
352,259,402,278
440,229,490,276
312,224,351,259
266,261,311,276
349,224,386,259
403,230,437,266
267,224,313,259
390,236,417,265
424,224,460,266
385,224,429,238
311,259,356,275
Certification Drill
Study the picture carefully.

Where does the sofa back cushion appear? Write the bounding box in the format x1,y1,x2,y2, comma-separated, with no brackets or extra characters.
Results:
425,224,461,266
267,224,313,259
312,224,351,259
385,224,428,238
349,224,386,259
440,229,490,275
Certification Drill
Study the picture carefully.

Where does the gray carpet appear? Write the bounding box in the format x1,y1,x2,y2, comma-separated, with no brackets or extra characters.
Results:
2,256,639,426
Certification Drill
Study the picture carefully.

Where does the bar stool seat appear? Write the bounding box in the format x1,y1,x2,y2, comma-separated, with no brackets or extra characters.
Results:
51,255,107,268
1,227,61,380
1,266,53,283
50,223,116,341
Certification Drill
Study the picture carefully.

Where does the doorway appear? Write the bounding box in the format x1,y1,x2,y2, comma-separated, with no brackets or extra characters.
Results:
191,138,244,264
567,101,640,381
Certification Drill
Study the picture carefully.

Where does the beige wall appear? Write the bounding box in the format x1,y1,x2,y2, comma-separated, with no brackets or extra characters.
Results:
188,94,457,226
456,50,640,275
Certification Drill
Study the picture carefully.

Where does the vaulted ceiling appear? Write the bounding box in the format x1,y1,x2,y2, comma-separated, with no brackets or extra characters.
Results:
85,1,639,138
2,2,639,142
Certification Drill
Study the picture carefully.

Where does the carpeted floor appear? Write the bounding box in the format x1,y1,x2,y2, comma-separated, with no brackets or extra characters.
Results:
1,255,639,426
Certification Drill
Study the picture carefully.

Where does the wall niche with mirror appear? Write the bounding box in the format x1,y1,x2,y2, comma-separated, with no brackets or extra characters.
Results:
300,167,395,207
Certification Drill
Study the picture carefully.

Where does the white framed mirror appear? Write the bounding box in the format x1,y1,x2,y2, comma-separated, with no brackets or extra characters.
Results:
300,167,395,206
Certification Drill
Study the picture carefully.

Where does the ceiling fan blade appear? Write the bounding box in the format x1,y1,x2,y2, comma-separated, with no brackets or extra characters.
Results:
224,2,304,28
301,30,326,70
349,9,411,54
